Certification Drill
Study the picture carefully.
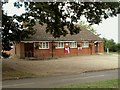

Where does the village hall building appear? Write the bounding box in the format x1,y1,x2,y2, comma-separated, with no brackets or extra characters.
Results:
15,24,104,58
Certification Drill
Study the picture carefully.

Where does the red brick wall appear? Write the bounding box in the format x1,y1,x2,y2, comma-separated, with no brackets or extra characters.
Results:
54,49,65,57
15,42,25,58
16,43,21,57
80,48,91,55
98,42,104,53
34,49,51,58
17,41,104,58
16,42,25,58
69,48,78,56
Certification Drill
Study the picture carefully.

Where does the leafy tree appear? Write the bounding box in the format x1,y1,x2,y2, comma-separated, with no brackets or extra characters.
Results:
103,38,118,52
1,2,36,58
78,20,100,36
1,1,120,57
2,11,36,50
117,43,120,52
14,2,119,38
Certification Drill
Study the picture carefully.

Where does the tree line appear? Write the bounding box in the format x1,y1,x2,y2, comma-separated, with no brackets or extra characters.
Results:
103,38,120,53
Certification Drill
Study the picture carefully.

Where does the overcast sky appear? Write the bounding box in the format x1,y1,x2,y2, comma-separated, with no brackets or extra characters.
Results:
3,1,119,43
92,16,118,43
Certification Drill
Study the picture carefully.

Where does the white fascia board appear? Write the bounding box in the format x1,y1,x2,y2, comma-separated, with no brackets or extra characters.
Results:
21,41,50,43
21,41,34,43
94,41,102,43
54,41,77,42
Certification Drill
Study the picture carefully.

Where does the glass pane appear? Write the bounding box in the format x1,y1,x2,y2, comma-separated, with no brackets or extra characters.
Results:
39,42,42,48
46,42,48,48
61,42,64,47
57,42,59,47
59,42,61,47
60,43,62,47
43,42,45,48
75,42,77,47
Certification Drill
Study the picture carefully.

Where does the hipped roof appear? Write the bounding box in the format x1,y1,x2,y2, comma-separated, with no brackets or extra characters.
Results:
23,23,103,42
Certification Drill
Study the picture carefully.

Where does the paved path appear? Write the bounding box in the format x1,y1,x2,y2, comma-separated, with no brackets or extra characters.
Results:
2,69,118,88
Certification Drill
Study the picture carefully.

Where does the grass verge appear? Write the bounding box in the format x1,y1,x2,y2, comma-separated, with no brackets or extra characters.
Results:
2,65,35,80
61,79,118,88
2,71,35,80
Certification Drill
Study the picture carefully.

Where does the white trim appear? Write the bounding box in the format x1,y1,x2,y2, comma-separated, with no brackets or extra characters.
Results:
94,41,102,43
54,41,77,42
56,42,64,49
34,42,49,49
39,42,49,49
22,40,102,43
82,41,89,48
69,42,77,48
56,47,64,49
24,41,34,43
21,41,50,43
37,41,50,42
22,41,79,43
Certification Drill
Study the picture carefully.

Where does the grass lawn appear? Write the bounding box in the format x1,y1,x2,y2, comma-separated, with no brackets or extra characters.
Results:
2,65,35,80
109,52,120,54
3,71,35,79
104,52,118,54
61,79,118,88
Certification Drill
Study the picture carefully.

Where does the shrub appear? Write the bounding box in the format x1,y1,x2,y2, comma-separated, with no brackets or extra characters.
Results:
2,52,10,58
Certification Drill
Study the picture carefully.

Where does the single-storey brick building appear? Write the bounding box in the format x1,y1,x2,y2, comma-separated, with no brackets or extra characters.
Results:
15,24,104,58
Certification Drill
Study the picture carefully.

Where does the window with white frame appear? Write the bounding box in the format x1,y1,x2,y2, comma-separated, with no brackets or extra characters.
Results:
70,42,77,48
35,42,49,49
82,41,89,48
56,42,64,48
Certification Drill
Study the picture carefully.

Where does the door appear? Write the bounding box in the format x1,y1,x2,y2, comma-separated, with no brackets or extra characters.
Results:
94,43,98,53
24,43,34,57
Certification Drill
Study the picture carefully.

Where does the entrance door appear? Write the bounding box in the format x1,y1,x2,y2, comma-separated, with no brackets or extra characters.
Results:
24,43,34,57
94,43,98,53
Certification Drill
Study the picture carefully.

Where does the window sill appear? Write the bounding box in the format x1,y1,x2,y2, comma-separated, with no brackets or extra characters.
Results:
56,47,64,49
38,48,49,49
70,47,77,48
82,47,89,48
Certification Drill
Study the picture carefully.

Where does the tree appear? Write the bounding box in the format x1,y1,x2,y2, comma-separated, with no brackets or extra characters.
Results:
117,43,120,52
1,1,120,57
103,38,118,52
13,2,119,37
1,2,36,58
78,20,100,36
2,11,36,48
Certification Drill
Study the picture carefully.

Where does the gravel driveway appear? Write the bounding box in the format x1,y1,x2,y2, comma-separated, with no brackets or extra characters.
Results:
2,54,118,78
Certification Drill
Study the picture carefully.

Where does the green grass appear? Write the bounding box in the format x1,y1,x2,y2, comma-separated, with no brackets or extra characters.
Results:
105,51,120,55
109,52,120,54
2,71,35,80
2,65,35,80
61,79,118,88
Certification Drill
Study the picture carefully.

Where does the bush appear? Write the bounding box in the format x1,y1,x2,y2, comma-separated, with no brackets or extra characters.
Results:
2,52,10,58
109,45,118,52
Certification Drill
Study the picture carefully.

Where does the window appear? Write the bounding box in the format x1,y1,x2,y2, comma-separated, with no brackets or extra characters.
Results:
82,41,89,48
35,42,49,49
56,42,64,48
70,42,77,48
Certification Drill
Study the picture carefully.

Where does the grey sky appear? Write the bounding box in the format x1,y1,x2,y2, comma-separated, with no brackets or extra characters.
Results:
92,16,118,43
3,0,119,43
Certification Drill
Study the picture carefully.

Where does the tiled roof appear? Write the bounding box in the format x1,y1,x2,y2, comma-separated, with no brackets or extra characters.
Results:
23,23,103,41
